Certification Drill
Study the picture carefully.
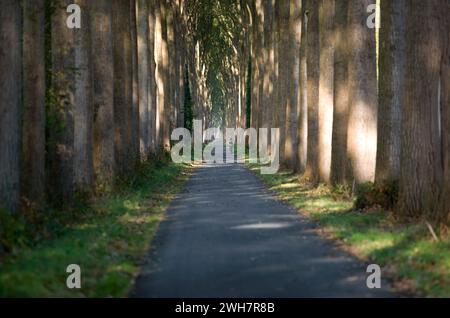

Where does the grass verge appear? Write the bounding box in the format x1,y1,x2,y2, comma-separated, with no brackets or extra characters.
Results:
0,159,191,297
248,165,450,297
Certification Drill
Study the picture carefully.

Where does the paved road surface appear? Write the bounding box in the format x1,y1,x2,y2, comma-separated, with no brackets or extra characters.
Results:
131,164,395,298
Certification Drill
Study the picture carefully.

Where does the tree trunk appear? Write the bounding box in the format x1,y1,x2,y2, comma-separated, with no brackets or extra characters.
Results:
166,0,176,133
256,0,264,133
263,0,275,133
112,0,133,176
278,0,290,166
48,0,76,206
286,0,301,170
250,1,260,131
74,0,94,191
375,0,406,184
346,0,378,185
304,0,320,183
330,0,349,185
438,8,449,221
159,0,170,151
318,0,335,183
148,0,158,154
154,0,164,151
90,0,115,189
296,1,308,174
0,0,21,212
22,0,46,207
398,0,446,219
130,0,140,164
137,0,150,160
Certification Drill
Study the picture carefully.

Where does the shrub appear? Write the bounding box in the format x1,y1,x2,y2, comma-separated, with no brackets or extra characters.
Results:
354,181,399,211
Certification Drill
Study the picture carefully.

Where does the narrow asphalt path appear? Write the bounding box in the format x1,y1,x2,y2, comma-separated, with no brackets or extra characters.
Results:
131,163,395,298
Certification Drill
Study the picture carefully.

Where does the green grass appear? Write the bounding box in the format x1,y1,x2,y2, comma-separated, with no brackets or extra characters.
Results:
248,166,450,297
0,160,191,297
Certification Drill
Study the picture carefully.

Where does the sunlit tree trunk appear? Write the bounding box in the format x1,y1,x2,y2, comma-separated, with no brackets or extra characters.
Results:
148,0,157,154
90,0,115,189
160,0,171,151
286,0,301,170
154,0,163,150
398,0,446,219
375,0,406,185
74,0,94,191
0,0,21,211
166,0,176,133
346,0,378,185
304,0,320,183
250,1,260,131
22,0,46,207
256,0,264,133
318,0,335,183
137,0,150,160
330,0,349,185
296,2,308,174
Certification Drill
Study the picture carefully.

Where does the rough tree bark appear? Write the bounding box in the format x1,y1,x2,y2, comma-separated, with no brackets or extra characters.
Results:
148,0,158,154
250,1,260,131
130,0,140,164
137,0,150,159
0,0,21,212
154,0,163,150
262,0,275,133
278,0,290,166
375,0,406,184
346,0,378,185
330,0,349,185
22,0,46,207
304,0,320,183
74,0,94,191
47,0,76,206
296,1,308,174
112,0,134,176
166,0,176,133
159,0,171,151
256,0,264,133
285,0,301,170
90,0,115,189
318,0,335,183
438,7,449,221
398,0,446,219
